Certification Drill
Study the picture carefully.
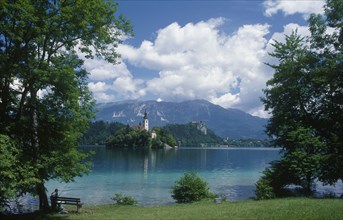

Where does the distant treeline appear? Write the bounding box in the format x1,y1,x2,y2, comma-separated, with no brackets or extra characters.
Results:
79,121,125,145
226,139,272,147
80,121,271,147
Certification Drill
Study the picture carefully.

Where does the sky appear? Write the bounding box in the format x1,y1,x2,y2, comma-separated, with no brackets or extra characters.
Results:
83,0,326,118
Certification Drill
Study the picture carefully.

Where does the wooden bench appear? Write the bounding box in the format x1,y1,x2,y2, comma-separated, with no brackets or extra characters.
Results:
56,196,83,212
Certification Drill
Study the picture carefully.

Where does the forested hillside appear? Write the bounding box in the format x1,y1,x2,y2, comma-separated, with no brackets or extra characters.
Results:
164,123,224,146
79,121,125,145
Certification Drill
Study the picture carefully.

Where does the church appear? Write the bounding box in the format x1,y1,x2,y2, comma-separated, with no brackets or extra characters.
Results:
134,109,149,131
134,109,157,139
143,109,149,131
132,110,149,131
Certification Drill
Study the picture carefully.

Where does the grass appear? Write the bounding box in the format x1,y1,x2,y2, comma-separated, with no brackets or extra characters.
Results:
3,198,343,220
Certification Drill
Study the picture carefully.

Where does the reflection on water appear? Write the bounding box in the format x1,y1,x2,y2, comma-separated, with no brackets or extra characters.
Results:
26,146,340,207
45,147,282,206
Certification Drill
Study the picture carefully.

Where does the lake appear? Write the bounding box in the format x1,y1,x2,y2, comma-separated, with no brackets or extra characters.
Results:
46,146,282,206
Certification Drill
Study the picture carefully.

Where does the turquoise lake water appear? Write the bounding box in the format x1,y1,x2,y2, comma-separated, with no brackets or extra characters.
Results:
46,146,282,206
9,146,342,213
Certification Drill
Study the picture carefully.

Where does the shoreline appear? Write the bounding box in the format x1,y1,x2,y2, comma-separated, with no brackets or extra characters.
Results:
80,144,279,150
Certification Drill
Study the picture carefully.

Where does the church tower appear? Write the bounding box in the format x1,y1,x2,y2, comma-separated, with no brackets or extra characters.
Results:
143,109,149,131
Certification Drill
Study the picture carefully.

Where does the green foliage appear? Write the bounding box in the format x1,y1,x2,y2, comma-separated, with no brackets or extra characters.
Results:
164,123,223,146
111,193,138,206
255,170,276,200
306,0,343,185
105,125,176,149
226,139,272,147
80,121,126,145
171,171,214,203
0,135,39,207
106,126,151,149
257,127,324,197
261,31,323,195
0,0,132,210
260,0,343,197
285,127,323,193
151,127,177,149
255,178,275,200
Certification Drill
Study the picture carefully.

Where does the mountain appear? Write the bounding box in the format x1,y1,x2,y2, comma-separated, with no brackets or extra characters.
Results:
95,100,268,139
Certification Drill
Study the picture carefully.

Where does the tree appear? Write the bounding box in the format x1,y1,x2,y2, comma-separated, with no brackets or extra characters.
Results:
106,126,151,149
171,171,214,203
262,31,321,194
79,121,125,145
0,1,132,210
151,127,177,149
307,0,343,184
259,0,343,197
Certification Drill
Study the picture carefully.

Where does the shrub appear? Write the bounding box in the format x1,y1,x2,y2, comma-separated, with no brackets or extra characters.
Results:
216,193,228,202
171,171,214,203
111,193,138,206
255,176,276,200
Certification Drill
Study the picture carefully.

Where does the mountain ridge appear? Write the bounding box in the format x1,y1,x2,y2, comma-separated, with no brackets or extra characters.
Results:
95,99,268,139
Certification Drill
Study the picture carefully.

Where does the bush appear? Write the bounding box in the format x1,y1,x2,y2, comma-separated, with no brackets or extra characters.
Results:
171,171,214,203
255,176,276,200
216,193,228,202
111,193,137,206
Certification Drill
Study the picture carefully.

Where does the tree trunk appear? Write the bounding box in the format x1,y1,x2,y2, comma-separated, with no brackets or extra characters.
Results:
305,174,313,196
36,182,50,211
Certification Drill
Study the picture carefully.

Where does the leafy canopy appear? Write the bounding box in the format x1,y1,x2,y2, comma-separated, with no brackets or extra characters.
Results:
105,125,177,149
0,0,132,210
258,0,343,198
171,171,214,203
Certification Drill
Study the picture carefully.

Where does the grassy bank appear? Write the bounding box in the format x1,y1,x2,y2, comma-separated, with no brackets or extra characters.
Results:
4,198,343,220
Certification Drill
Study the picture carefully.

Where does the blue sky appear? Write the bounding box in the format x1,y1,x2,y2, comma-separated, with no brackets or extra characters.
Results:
83,0,326,117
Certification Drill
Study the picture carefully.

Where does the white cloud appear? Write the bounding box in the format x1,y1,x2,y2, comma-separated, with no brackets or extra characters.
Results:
264,0,325,18
92,92,116,103
87,76,145,103
83,58,132,81
77,43,145,103
69,37,141,103
250,106,271,118
88,81,109,92
87,82,112,103
210,93,240,108
112,76,145,98
119,18,271,115
81,17,324,117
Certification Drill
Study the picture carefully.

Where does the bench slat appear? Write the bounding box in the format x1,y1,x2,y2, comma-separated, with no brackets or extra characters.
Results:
55,196,83,212
57,197,80,201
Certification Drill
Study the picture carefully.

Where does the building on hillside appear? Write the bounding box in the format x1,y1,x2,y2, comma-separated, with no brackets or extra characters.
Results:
151,130,157,139
191,121,207,135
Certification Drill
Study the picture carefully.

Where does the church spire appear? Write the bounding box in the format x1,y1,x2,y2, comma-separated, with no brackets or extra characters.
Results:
143,109,148,120
143,109,149,131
